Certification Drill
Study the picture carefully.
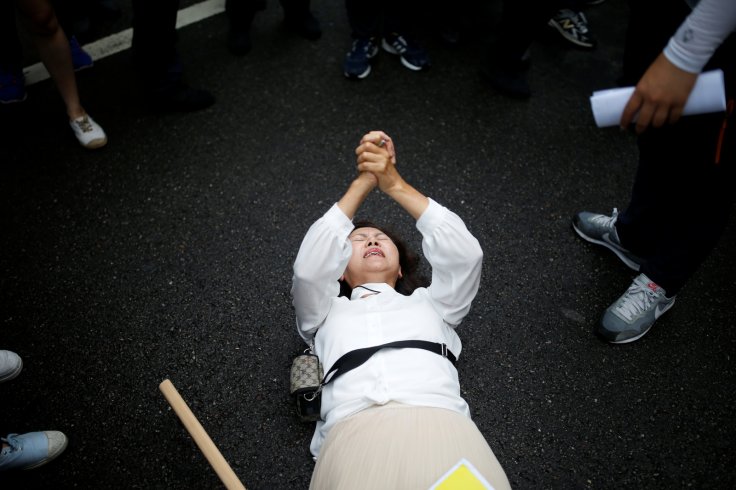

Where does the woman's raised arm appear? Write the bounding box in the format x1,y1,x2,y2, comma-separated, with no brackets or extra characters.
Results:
355,131,429,220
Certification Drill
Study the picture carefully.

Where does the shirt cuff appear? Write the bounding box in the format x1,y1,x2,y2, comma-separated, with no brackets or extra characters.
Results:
325,203,358,238
416,198,449,235
664,38,706,74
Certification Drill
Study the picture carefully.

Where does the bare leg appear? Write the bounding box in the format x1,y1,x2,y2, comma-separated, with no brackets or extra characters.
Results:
15,0,85,119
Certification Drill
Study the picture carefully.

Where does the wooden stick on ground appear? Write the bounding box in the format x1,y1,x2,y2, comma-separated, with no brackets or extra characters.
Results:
159,379,246,490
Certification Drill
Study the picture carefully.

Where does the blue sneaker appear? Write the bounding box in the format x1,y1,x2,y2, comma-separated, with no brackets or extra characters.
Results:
0,431,68,471
0,67,27,104
381,33,430,71
343,37,379,79
69,36,93,71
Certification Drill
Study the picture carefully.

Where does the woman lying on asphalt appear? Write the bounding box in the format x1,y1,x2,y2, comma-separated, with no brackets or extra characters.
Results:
291,130,511,489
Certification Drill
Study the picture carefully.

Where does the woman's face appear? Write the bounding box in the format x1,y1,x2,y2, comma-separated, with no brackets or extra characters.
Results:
342,227,402,288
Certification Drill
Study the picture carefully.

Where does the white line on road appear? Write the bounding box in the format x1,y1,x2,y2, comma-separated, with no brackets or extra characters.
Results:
23,0,225,85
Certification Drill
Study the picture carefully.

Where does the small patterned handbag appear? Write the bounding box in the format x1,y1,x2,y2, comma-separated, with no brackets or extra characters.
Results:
290,348,323,422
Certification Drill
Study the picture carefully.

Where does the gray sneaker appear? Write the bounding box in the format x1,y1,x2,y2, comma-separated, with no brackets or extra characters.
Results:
598,274,676,344
0,350,23,383
573,208,643,271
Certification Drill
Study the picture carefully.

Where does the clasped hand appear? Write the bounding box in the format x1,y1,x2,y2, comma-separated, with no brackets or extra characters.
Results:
354,130,403,193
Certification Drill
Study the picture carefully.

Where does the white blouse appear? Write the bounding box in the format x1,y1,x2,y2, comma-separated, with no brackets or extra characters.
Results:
291,198,484,458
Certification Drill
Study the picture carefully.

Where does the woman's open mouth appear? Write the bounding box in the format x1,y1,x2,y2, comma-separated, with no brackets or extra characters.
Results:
363,248,384,258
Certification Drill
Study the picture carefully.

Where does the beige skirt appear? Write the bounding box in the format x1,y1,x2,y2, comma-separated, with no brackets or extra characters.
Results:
310,403,511,490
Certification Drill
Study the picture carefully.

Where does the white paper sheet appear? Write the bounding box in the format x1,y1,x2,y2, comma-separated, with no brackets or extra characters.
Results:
590,69,726,128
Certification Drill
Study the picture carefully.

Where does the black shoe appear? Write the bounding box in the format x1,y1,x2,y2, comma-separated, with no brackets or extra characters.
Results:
548,9,597,49
479,63,531,99
439,28,460,47
228,27,252,56
480,59,532,99
152,82,215,112
284,10,321,40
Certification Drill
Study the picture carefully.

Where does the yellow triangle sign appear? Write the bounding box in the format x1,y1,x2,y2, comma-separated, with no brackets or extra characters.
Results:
430,458,495,490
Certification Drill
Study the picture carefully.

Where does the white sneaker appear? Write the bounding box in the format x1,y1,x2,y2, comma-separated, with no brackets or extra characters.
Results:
69,114,107,149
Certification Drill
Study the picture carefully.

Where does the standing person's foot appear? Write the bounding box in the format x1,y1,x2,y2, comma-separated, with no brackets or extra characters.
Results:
439,28,461,46
0,432,68,471
283,10,321,40
548,9,596,49
0,68,27,104
598,274,676,344
225,0,260,55
0,350,23,383
70,114,108,149
69,36,94,71
381,33,430,71
479,56,531,99
152,81,215,112
572,208,643,271
343,37,379,79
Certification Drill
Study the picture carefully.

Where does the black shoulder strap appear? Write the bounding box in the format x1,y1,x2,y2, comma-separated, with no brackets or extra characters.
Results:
322,340,457,387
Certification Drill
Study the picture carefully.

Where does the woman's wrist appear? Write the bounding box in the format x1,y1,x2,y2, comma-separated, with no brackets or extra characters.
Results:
353,174,377,192
384,181,429,220
338,177,375,218
382,178,407,196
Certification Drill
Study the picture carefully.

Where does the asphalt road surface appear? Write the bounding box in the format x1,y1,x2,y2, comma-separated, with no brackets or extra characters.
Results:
1,1,735,488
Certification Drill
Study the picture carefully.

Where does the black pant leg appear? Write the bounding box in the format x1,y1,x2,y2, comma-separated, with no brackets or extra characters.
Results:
382,0,421,38
131,0,180,81
345,0,382,39
616,0,736,295
489,0,560,65
0,3,22,69
226,0,263,29
618,110,735,294
280,0,308,17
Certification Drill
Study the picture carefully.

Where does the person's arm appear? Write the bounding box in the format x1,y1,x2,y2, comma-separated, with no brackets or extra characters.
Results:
355,131,483,325
292,134,391,341
292,149,383,341
291,203,354,342
621,0,736,133
337,172,376,219
355,131,429,219
664,0,736,74
417,200,484,327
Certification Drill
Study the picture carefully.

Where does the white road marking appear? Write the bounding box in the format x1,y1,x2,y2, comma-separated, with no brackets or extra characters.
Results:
23,0,225,85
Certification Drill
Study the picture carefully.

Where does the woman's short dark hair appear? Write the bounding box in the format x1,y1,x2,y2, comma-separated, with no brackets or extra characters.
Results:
339,220,429,297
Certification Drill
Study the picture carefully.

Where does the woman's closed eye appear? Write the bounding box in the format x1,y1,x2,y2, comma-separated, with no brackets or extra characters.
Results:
351,235,390,243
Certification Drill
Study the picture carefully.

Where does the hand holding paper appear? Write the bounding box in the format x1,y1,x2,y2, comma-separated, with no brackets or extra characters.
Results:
620,53,698,132
590,69,726,130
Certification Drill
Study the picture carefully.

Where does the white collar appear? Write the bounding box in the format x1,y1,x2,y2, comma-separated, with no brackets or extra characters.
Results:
350,283,395,300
